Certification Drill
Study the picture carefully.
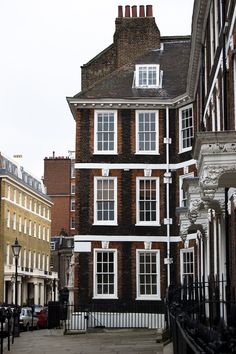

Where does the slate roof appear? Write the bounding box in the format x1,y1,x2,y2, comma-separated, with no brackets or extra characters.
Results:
74,39,191,101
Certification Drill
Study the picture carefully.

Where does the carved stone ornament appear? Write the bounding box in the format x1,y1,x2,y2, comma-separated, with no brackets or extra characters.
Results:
144,169,152,177
144,241,152,250
102,241,109,249
188,199,203,224
102,168,109,177
233,193,236,209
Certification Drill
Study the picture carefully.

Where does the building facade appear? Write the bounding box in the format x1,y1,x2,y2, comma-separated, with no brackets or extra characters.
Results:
43,152,76,302
43,152,76,237
0,153,58,305
67,5,197,326
178,0,236,314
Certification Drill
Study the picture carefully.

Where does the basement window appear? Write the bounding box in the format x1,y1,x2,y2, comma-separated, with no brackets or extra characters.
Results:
134,64,162,88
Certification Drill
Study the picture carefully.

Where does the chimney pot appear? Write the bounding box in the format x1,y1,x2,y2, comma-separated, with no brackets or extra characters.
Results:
125,5,130,17
139,5,145,17
146,5,153,17
118,5,123,18
131,5,137,17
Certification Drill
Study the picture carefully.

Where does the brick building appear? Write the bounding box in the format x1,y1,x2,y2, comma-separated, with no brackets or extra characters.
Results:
43,152,76,237
0,152,58,305
67,5,197,327
43,153,76,301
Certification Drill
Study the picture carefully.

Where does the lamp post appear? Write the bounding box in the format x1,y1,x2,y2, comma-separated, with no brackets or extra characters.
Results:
11,238,21,337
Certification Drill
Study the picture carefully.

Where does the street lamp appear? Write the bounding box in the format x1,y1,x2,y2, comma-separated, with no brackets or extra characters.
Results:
11,238,21,306
11,238,21,337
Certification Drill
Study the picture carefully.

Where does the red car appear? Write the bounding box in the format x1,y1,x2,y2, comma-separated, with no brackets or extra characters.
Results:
36,308,48,328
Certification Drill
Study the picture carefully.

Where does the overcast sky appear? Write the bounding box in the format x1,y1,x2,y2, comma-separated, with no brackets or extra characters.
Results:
0,0,194,179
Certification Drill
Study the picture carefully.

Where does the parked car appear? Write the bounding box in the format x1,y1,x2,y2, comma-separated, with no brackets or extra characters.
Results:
19,307,38,331
32,305,43,316
36,307,48,328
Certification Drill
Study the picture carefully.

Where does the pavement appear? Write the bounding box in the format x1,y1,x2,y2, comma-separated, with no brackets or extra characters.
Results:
3,328,173,354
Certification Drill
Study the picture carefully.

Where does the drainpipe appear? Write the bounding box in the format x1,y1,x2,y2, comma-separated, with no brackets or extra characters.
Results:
221,0,231,311
164,107,172,287
201,45,206,131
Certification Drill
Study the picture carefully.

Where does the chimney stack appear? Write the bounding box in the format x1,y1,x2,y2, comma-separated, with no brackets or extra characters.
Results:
139,5,145,17
125,5,130,17
131,5,137,17
118,5,123,18
146,5,153,17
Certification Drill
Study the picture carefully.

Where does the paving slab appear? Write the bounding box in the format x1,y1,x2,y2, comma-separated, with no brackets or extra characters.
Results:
3,328,164,354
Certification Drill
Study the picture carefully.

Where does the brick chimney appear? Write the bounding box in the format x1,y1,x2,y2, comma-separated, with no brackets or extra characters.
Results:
114,4,160,68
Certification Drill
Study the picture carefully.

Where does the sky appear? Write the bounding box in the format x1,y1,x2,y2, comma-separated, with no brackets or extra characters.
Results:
0,0,194,180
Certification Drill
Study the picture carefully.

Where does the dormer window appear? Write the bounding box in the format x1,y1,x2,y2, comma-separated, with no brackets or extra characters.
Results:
135,64,161,88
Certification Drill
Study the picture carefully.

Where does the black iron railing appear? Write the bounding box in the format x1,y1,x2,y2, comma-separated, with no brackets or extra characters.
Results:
167,276,236,354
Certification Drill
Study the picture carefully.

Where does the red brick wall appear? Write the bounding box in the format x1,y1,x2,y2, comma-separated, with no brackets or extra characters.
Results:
44,158,71,236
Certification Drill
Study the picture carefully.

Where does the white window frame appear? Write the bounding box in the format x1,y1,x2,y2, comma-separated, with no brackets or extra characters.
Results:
46,255,49,272
23,249,27,268
33,222,37,237
93,248,118,299
135,64,160,88
47,228,50,242
136,177,160,226
94,110,117,155
28,250,32,269
7,186,11,200
94,177,117,226
180,248,195,284
179,104,193,153
13,189,16,203
70,199,75,211
42,226,45,241
136,249,161,300
38,224,41,239
38,253,41,270
71,184,75,195
29,220,32,236
19,192,22,206
13,212,16,230
50,242,56,251
19,215,22,232
70,217,75,230
7,210,10,228
33,252,36,269
135,111,159,154
179,173,194,207
24,218,27,234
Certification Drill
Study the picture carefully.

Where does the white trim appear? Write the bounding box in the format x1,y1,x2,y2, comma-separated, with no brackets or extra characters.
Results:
75,159,196,171
135,110,159,154
67,94,190,107
136,249,161,300
74,233,198,243
179,104,193,153
94,177,117,226
234,55,236,130
93,248,118,299
94,110,117,154
136,177,160,226
1,197,51,222
0,176,52,205
135,64,160,88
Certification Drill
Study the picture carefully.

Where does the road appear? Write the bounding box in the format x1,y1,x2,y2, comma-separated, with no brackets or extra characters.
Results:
3,328,169,354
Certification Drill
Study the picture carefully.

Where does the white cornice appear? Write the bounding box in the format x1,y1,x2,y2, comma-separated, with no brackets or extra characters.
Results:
74,234,197,243
0,176,53,205
75,160,196,171
67,95,193,120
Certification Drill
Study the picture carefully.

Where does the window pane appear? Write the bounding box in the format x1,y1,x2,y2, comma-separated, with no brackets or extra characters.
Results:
138,251,158,297
95,251,116,297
